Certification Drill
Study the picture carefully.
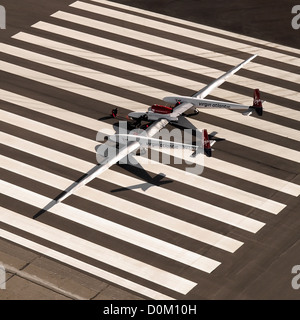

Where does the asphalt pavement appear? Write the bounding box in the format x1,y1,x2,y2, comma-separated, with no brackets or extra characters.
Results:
0,0,299,300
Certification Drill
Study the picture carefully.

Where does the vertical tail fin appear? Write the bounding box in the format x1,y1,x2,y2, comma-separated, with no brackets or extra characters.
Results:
203,129,212,157
252,89,263,116
111,108,118,118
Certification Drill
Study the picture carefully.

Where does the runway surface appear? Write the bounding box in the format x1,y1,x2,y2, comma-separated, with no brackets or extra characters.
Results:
0,0,300,299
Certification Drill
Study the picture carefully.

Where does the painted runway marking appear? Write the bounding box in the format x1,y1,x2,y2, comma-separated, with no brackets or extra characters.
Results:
1,0,299,299
1,48,299,163
0,131,264,233
0,175,221,273
30,21,300,123
89,0,300,68
1,89,299,197
1,154,243,253
7,34,300,142
0,107,287,214
0,197,197,294
0,227,172,300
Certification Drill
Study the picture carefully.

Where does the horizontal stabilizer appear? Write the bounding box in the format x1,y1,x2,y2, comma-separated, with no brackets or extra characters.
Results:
210,140,216,147
242,110,253,116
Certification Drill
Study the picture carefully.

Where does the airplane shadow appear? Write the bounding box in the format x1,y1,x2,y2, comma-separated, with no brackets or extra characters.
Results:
32,199,57,220
98,115,113,121
33,158,172,218
111,162,173,193
33,165,100,220
207,131,226,143
98,115,130,123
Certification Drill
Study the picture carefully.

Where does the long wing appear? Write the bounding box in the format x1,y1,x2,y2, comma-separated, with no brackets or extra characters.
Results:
169,55,257,118
56,119,169,202
56,140,141,202
194,54,257,99
145,118,169,137
56,56,256,202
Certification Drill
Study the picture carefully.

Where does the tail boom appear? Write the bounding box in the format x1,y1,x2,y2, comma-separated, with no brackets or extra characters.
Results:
164,88,263,116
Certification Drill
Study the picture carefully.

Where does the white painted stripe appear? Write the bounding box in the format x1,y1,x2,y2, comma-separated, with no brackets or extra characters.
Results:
3,139,242,252
186,117,300,164
31,22,300,122
0,61,146,110
91,0,300,65
0,106,285,215
74,182,241,254
0,109,97,152
33,21,206,77
61,4,300,80
12,32,199,94
196,108,300,142
104,171,263,232
1,90,299,197
260,105,300,122
99,170,265,232
0,172,220,273
0,227,174,300
0,43,173,99
0,132,91,172
207,158,300,197
1,158,239,255
135,157,286,215
12,32,300,142
157,146,300,197
0,155,71,191
90,0,300,56
51,10,226,62
1,56,298,163
0,89,109,132
0,131,264,233
0,194,196,294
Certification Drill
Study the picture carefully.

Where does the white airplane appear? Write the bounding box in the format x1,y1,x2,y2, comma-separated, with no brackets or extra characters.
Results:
56,54,263,203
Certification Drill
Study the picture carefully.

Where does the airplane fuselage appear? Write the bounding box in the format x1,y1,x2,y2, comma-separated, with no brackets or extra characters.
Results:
128,104,179,122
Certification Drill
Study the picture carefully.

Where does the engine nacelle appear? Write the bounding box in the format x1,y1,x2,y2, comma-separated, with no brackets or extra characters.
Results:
150,104,173,114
